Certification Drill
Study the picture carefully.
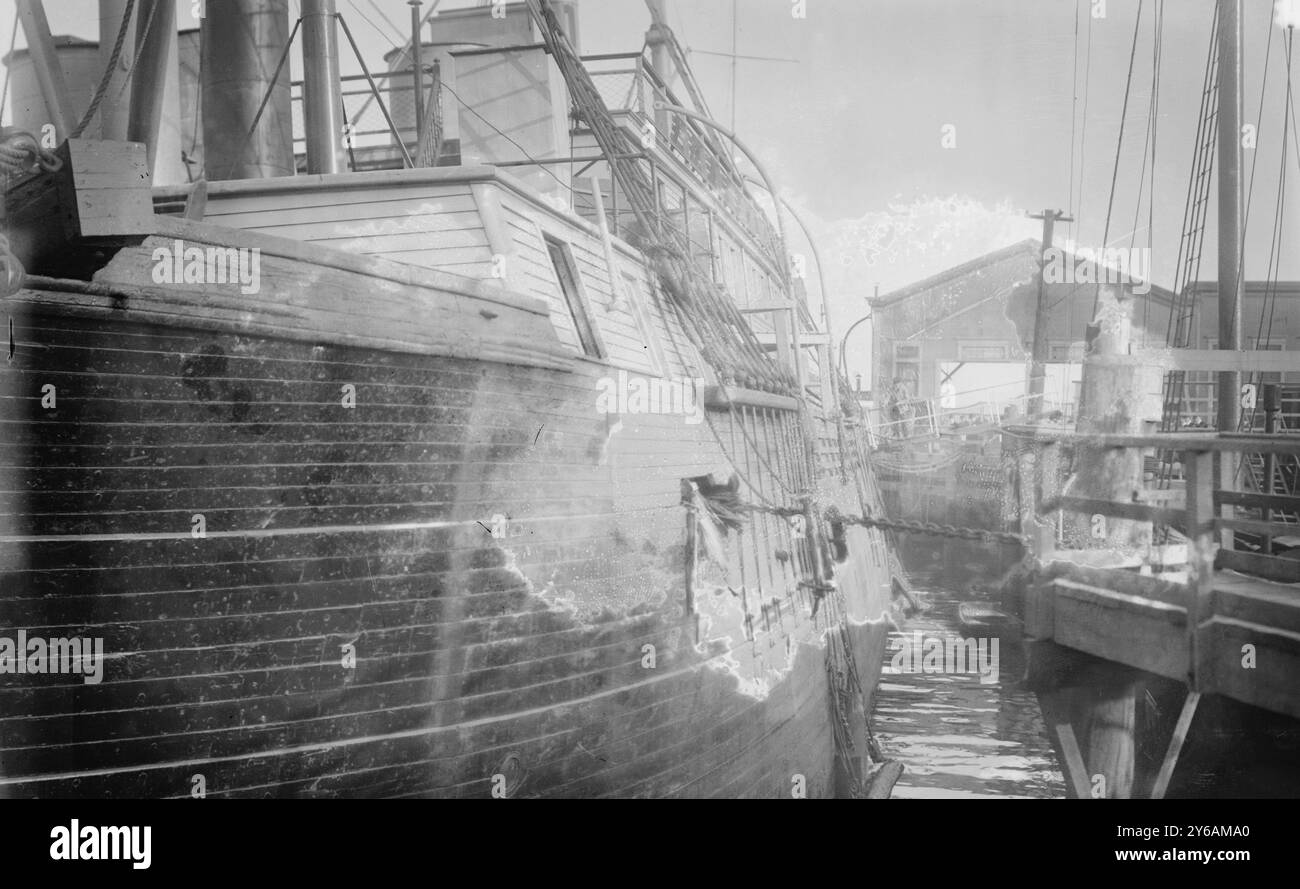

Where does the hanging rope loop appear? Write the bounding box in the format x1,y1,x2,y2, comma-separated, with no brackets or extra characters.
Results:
0,129,63,178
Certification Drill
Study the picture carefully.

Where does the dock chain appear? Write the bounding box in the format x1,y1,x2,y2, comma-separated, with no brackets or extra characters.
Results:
754,503,1027,546
835,513,1027,546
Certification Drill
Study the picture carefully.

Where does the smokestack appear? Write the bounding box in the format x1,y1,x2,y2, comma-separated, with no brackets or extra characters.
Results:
301,0,346,174
201,0,295,180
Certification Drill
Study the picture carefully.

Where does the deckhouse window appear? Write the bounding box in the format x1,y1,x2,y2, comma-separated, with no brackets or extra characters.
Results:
545,236,603,358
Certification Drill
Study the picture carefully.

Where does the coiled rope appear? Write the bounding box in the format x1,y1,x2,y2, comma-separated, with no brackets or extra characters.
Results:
0,130,63,178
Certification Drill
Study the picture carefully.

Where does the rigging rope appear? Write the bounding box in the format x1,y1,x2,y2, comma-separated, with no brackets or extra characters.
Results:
1093,0,1145,318
1068,0,1080,220
1153,2,1220,512
1137,1,1164,340
1239,27,1293,446
1074,3,1095,239
110,0,164,108
524,0,796,397
71,0,137,139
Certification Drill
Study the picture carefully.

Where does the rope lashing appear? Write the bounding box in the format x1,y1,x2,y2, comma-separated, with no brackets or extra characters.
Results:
0,130,63,178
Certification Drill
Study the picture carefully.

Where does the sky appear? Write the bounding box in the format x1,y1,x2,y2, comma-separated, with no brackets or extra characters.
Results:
4,0,1299,380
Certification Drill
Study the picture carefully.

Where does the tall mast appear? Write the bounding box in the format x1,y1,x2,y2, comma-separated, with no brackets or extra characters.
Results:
1216,0,1242,433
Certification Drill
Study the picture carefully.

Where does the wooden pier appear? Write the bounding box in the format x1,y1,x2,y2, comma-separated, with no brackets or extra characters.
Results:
1013,430,1300,798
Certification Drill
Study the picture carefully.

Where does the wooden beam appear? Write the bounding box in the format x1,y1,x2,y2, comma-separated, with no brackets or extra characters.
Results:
1217,549,1300,583
1039,692,1093,799
772,308,795,375
1185,449,1217,691
1215,515,1300,538
702,385,799,413
739,300,796,313
471,183,515,287
1005,428,1300,458
1085,350,1298,373
754,331,831,346
1043,495,1182,527
1153,348,1299,374
1150,691,1200,799
1217,490,1300,512
1086,683,1137,798
15,0,78,137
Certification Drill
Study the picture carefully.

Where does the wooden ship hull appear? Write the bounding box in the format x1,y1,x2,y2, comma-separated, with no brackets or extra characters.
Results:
0,145,900,796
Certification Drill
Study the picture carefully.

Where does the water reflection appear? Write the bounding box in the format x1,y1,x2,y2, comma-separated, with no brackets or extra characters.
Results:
873,584,1065,799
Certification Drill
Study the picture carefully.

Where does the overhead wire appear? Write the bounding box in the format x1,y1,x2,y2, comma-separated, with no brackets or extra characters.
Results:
1094,0,1146,317
1068,0,1080,220
440,80,574,196
364,0,407,43
1137,0,1163,342
1073,6,1094,241
347,1,403,50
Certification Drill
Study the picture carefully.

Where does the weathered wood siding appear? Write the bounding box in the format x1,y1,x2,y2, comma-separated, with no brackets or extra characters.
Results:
0,218,895,798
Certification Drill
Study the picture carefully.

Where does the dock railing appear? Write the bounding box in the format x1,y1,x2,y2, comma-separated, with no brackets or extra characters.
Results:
1008,429,1300,718
1013,430,1300,575
864,390,1073,448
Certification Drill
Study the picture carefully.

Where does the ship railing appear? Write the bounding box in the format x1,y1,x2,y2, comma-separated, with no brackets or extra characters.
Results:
287,67,446,171
584,53,786,263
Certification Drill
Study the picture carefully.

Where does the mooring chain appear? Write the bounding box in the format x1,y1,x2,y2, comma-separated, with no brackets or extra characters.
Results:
752,502,1026,546
836,514,1027,546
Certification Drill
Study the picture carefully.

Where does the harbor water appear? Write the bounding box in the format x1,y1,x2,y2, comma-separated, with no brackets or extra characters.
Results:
873,580,1066,799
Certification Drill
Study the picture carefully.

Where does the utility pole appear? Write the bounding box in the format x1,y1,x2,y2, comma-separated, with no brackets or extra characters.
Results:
1027,209,1073,422
1217,0,1243,434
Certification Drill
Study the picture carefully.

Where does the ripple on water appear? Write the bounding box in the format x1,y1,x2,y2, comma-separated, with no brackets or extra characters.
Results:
871,584,1066,799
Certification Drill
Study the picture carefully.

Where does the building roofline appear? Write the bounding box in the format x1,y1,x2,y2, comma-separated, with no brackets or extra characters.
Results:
870,237,1179,309
3,34,98,65
868,239,1040,309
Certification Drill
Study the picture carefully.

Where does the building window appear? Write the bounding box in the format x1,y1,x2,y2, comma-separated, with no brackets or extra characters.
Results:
1049,341,1085,362
545,235,603,358
958,342,1008,361
892,343,921,397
